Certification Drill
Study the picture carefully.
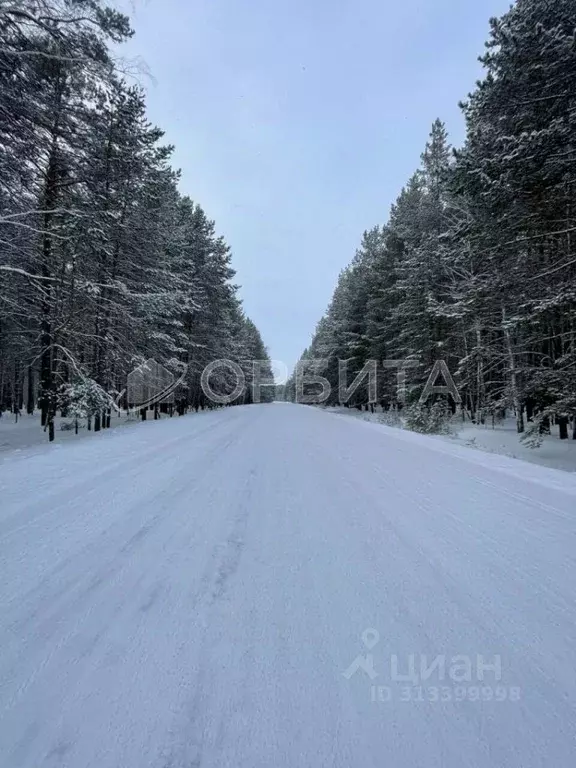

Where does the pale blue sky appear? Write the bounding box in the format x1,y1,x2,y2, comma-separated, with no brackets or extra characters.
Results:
117,0,511,373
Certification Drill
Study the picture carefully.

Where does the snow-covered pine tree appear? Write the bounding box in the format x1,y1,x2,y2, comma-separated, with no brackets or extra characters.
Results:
0,1,272,440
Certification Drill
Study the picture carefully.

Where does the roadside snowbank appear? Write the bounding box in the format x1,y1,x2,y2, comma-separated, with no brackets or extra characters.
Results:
319,406,576,485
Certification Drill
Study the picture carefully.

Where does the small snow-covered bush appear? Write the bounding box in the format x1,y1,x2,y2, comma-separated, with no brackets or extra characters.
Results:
377,410,403,428
404,401,452,435
60,420,85,432
403,403,429,433
520,421,544,449
58,379,113,420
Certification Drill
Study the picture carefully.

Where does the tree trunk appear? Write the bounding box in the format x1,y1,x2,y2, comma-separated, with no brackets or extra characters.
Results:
38,89,64,441
26,365,34,414
15,361,23,413
502,307,524,433
475,322,485,425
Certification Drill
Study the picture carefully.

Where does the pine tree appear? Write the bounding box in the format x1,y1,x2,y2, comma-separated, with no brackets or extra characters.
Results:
0,1,272,440
292,0,576,442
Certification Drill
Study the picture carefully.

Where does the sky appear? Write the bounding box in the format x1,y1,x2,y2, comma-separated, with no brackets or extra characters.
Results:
114,0,512,376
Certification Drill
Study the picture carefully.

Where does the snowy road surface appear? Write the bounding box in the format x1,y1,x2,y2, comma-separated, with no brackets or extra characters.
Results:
1,404,576,768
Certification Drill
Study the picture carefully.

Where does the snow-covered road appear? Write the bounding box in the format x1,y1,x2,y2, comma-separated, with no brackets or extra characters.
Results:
1,403,576,768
